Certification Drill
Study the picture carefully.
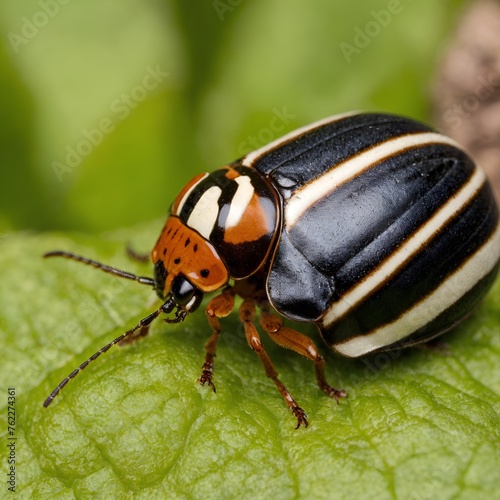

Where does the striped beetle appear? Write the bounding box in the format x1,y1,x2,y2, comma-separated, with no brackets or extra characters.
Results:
44,112,500,428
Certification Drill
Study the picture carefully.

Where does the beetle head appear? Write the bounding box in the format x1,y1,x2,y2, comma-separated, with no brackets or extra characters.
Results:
153,259,204,315
151,215,230,315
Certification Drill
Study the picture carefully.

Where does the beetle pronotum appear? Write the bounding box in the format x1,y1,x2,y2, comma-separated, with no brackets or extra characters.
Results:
44,112,500,427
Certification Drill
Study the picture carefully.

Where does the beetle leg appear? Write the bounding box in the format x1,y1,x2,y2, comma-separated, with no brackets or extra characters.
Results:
198,288,235,392
126,244,150,263
240,299,308,429
416,339,451,356
260,310,347,403
118,324,151,345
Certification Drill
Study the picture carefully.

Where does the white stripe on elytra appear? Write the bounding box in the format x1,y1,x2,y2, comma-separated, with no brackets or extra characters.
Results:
225,176,255,229
285,133,464,229
186,185,222,240
241,111,359,167
331,219,500,358
174,173,209,216
321,166,486,328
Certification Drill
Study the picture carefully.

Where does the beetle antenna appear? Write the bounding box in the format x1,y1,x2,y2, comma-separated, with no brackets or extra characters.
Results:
44,251,156,287
43,298,175,407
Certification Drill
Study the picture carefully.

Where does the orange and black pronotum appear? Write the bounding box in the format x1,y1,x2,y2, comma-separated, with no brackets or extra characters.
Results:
44,112,500,427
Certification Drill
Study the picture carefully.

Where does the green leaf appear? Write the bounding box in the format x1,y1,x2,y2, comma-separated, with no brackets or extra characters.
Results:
2,228,500,498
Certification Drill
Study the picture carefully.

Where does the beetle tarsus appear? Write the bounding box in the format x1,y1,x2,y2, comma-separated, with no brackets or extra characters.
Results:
293,407,308,429
198,366,216,393
198,290,235,394
320,385,347,404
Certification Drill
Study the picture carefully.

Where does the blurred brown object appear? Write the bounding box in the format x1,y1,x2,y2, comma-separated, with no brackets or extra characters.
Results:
433,0,500,199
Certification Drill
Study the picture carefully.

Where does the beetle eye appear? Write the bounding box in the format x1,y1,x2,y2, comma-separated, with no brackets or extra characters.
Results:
153,260,167,299
172,276,196,305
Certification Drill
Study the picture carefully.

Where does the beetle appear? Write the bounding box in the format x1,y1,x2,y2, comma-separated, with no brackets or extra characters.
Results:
43,112,500,428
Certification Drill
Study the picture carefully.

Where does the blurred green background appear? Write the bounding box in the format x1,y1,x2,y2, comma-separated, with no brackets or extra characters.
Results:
0,0,467,235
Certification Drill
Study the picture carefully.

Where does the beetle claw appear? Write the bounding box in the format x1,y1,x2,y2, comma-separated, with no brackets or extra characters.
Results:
198,371,216,393
293,407,308,429
321,385,347,404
